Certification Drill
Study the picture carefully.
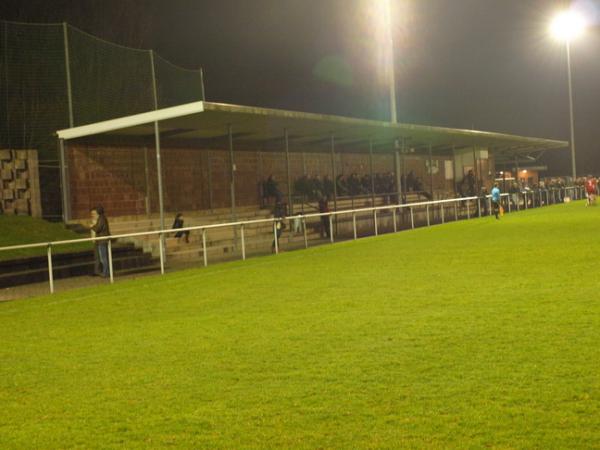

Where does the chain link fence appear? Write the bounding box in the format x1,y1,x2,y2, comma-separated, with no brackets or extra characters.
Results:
0,20,205,218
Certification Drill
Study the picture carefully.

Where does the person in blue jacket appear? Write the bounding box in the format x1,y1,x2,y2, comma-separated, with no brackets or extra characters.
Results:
491,183,501,220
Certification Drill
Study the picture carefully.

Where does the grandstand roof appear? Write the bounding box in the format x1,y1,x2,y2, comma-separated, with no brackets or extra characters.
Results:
57,101,567,163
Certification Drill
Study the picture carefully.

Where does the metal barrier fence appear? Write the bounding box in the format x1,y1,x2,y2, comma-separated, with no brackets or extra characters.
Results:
0,186,585,295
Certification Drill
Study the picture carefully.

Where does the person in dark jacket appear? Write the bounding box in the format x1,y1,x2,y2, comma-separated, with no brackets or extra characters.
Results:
172,213,189,243
318,196,330,239
271,200,287,252
91,205,110,278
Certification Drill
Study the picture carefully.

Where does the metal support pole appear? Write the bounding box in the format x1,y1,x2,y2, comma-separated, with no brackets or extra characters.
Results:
273,221,279,254
158,233,165,275
150,50,159,111
228,124,236,221
477,198,482,218
374,210,378,236
47,245,54,294
58,139,70,222
428,143,434,198
525,192,528,209
143,147,151,216
394,150,402,203
369,139,375,206
454,202,458,221
330,135,338,224
392,208,397,233
63,23,74,128
240,224,246,261
329,215,334,243
410,207,414,229
202,229,208,267
566,41,577,180
284,129,293,214
508,195,512,213
467,201,471,219
107,239,114,284
154,121,165,238
426,204,430,226
303,217,308,249
472,146,480,194
207,153,213,210
441,204,445,224
352,213,357,240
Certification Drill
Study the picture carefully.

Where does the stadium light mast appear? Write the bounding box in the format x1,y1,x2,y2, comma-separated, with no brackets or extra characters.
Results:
382,0,398,123
549,9,586,180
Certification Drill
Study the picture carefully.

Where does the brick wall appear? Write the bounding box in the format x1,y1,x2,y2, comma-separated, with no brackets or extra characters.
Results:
67,143,456,219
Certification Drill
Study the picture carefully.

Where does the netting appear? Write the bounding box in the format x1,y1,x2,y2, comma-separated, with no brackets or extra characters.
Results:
68,26,155,125
154,53,204,109
0,20,205,217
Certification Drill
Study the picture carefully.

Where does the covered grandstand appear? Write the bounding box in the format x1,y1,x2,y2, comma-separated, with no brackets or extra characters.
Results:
56,100,567,227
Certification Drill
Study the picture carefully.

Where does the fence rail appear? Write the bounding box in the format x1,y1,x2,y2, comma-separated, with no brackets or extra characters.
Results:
0,186,585,295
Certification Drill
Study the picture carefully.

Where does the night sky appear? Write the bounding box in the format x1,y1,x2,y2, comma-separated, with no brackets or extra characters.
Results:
2,0,599,175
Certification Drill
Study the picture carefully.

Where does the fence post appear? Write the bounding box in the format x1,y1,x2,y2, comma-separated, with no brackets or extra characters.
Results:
47,244,54,294
525,192,528,209
240,224,246,261
273,221,279,254
467,200,471,219
426,204,430,226
352,213,357,240
373,210,378,236
303,217,309,248
392,208,397,233
477,198,482,218
410,207,414,229
441,204,445,223
158,233,165,275
202,229,208,267
508,195,512,213
454,202,458,221
107,239,114,284
329,215,334,243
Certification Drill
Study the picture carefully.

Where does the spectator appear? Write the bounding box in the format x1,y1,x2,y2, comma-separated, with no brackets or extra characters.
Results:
172,213,190,243
318,196,330,239
491,183,501,220
91,205,110,278
271,200,287,252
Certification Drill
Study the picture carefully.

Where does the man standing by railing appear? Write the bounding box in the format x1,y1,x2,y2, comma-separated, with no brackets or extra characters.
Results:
91,205,111,278
491,183,502,220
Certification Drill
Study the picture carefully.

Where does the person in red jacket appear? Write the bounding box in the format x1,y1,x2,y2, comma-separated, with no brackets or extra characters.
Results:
585,176,597,206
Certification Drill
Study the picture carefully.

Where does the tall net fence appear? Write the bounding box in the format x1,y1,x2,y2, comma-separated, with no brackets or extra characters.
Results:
0,20,205,218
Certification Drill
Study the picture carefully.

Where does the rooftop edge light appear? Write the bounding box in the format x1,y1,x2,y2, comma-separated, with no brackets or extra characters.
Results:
550,10,586,42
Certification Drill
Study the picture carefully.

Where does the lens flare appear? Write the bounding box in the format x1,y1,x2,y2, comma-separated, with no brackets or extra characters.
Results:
550,10,586,42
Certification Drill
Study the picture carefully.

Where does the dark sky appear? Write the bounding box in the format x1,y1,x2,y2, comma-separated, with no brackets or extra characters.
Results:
2,0,599,174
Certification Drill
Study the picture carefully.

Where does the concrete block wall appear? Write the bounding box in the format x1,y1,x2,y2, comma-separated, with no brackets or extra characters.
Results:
0,149,42,217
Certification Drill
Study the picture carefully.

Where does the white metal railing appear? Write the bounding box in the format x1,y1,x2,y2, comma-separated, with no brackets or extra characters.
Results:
0,186,585,295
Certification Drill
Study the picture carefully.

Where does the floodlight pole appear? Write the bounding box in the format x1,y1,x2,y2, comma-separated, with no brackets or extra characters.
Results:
566,41,577,180
384,0,397,123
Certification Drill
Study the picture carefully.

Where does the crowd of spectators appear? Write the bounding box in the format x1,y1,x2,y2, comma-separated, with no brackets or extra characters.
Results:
262,171,433,207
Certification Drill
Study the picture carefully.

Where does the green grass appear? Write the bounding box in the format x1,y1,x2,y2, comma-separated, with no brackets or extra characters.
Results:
1,203,599,448
0,215,88,260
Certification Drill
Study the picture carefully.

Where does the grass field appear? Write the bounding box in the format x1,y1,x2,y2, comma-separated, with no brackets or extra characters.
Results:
0,215,88,261
1,202,599,448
